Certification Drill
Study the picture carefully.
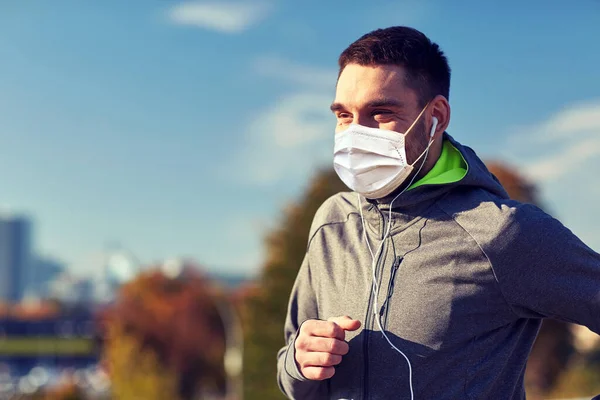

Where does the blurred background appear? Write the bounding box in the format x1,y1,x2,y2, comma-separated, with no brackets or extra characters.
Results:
0,1,599,399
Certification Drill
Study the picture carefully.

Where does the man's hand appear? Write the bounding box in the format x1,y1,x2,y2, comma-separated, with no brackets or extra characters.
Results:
294,316,361,380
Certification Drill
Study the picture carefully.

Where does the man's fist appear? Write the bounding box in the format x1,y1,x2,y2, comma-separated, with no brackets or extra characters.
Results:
294,316,361,380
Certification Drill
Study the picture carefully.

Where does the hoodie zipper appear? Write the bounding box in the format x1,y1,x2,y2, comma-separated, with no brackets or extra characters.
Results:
363,244,386,400
362,209,387,400
363,253,401,400
380,256,403,329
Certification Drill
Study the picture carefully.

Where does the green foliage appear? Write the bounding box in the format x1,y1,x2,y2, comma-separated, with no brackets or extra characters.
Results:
106,322,180,400
243,169,347,400
546,357,600,398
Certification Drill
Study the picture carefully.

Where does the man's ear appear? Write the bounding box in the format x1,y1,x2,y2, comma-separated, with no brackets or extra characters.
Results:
430,95,451,137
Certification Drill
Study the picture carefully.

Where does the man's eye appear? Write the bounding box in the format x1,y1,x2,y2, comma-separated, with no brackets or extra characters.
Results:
372,110,392,116
337,112,352,119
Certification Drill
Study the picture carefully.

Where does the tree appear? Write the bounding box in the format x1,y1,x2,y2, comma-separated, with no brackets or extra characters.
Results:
486,161,540,205
105,322,180,400
545,360,600,399
243,169,347,400
104,264,227,399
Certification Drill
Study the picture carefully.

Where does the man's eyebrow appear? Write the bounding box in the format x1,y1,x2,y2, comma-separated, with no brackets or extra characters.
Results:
365,98,405,108
329,98,405,113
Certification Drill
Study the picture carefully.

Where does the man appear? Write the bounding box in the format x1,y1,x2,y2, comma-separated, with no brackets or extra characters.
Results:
276,26,600,399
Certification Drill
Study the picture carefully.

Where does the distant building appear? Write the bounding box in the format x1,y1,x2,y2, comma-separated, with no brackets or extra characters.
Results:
47,274,96,305
27,257,65,299
0,215,32,303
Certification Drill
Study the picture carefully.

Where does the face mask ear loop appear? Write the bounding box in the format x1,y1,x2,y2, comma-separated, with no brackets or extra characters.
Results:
403,101,431,138
389,117,437,209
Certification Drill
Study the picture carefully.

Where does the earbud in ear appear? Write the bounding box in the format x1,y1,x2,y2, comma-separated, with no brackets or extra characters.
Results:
430,117,439,137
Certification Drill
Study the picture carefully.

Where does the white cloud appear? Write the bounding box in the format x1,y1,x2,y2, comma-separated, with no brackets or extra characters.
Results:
531,100,600,142
167,1,272,34
509,100,600,144
524,137,600,182
253,55,336,89
252,92,333,148
505,99,600,183
228,57,337,185
237,92,334,185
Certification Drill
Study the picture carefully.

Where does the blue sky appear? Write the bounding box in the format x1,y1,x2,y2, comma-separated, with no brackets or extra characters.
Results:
1,0,599,277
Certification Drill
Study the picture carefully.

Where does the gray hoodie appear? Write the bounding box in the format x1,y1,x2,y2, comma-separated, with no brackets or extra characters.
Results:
276,134,600,399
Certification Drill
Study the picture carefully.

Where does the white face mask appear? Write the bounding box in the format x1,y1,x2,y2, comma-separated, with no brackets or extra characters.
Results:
333,106,437,199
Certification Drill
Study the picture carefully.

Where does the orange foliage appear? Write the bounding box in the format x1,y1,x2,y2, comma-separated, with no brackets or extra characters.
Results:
105,263,227,399
487,161,539,204
43,381,86,400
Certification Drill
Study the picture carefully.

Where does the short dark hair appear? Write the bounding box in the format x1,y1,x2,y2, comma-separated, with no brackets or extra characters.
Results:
338,26,451,106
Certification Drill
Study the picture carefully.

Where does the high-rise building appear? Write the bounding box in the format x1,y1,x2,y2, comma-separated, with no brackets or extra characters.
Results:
0,215,32,303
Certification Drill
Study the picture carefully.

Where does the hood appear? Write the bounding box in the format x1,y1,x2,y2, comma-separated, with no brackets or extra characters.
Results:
367,132,509,212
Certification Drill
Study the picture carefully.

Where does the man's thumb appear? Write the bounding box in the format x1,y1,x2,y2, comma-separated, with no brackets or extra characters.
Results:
328,316,361,332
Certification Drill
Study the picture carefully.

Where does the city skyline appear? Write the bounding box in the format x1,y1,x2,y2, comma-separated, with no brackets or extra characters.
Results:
1,1,599,276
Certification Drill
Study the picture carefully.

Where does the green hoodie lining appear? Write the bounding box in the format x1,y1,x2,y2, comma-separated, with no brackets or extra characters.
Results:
408,139,468,191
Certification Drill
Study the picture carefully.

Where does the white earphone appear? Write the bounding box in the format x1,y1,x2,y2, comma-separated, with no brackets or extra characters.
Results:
356,114,439,400
431,116,439,137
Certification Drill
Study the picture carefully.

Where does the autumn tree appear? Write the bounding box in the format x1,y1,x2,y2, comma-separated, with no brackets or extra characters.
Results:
104,263,227,399
105,322,179,400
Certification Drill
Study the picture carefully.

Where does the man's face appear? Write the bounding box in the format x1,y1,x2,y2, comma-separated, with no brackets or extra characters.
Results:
331,63,429,164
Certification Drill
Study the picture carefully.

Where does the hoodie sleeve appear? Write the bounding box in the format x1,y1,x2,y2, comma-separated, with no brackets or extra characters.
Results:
490,204,600,333
276,254,328,399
